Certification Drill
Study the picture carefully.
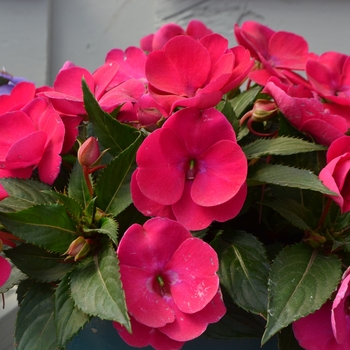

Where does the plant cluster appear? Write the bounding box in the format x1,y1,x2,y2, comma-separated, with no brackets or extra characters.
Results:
1,19,350,350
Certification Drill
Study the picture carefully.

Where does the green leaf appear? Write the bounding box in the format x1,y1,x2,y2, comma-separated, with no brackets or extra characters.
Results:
70,240,130,330
262,243,342,344
278,324,304,350
84,216,118,245
82,79,140,156
68,161,91,209
15,283,58,350
248,164,335,195
243,137,327,160
55,275,90,348
262,199,316,230
43,190,83,221
5,244,74,282
211,231,269,316
95,134,143,216
0,204,77,253
217,99,238,133
230,85,262,118
0,178,54,212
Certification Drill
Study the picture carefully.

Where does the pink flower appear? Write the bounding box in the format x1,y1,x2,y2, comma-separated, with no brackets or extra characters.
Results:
105,46,147,87
263,77,348,146
319,136,350,213
0,256,11,287
131,107,247,230
113,217,226,349
306,52,350,106
234,21,311,86
42,61,144,116
140,19,213,52
0,97,65,184
293,268,350,350
146,34,253,114
0,81,36,114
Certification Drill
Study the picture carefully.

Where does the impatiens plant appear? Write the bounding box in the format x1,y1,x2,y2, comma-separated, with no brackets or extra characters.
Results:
1,18,350,350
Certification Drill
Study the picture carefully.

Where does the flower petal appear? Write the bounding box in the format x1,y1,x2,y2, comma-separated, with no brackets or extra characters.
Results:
165,237,219,314
193,140,247,206
159,291,226,342
136,127,188,205
119,265,175,328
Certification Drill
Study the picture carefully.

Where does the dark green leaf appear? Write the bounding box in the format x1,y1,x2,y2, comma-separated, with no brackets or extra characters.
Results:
82,79,140,156
43,190,83,221
248,164,335,195
262,199,316,230
67,161,91,209
55,275,90,348
230,85,262,118
15,283,58,350
262,243,341,344
0,178,54,212
211,231,269,316
95,134,143,216
243,137,326,160
5,244,74,282
0,204,77,253
217,99,238,133
84,216,118,245
70,241,130,330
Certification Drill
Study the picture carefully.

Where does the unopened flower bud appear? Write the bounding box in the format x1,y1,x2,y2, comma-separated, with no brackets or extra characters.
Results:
78,137,101,168
64,236,90,261
305,231,327,249
251,99,277,122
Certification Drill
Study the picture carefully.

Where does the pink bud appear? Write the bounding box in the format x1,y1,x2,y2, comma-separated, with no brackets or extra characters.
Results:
251,99,277,121
78,137,100,168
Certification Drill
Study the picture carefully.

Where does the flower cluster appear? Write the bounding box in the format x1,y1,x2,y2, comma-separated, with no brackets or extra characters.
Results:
1,18,350,350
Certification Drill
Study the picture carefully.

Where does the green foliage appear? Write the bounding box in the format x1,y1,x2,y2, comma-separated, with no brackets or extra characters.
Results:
15,283,58,350
82,79,140,157
55,275,91,348
212,230,270,316
0,204,77,253
262,243,342,344
248,163,335,195
70,240,130,330
94,133,143,216
5,244,74,282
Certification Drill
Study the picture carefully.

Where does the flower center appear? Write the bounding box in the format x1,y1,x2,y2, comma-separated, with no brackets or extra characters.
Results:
153,273,171,296
186,159,197,180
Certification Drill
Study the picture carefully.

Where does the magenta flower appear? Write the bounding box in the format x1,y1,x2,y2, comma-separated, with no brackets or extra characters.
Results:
306,51,350,106
263,77,348,146
234,21,311,86
0,81,36,115
113,217,226,349
42,61,145,116
0,97,65,184
319,136,350,213
140,19,213,52
131,107,247,230
293,268,350,350
145,34,253,113
0,256,11,287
